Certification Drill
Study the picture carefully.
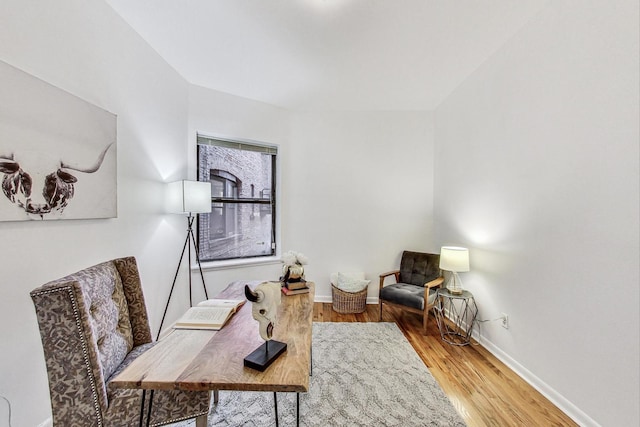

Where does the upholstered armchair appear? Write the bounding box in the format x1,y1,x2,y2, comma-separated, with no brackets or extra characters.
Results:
30,257,210,427
379,251,444,334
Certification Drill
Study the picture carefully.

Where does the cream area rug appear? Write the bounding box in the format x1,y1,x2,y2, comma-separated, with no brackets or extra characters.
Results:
176,322,466,426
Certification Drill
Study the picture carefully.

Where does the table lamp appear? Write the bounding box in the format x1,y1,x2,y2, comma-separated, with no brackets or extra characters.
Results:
439,246,470,295
158,180,212,339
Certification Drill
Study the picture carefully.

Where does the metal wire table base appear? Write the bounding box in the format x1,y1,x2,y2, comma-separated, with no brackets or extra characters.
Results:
434,289,478,346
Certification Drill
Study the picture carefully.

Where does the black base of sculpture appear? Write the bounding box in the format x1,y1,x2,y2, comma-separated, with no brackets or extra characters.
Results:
244,340,287,371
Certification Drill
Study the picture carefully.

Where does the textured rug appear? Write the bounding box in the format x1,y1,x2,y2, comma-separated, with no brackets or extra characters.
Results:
174,322,466,426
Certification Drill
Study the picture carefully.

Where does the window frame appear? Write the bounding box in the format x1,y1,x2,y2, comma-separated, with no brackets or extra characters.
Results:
196,133,280,268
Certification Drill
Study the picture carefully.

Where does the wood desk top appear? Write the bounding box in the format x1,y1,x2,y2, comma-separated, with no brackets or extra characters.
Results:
110,281,315,393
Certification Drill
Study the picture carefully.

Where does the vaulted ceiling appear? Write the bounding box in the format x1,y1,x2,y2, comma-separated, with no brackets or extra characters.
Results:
106,0,547,111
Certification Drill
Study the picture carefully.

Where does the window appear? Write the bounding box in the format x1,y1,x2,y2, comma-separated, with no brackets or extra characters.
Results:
196,134,277,262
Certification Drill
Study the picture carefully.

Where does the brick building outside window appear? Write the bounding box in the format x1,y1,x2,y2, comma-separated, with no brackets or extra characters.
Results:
196,135,277,261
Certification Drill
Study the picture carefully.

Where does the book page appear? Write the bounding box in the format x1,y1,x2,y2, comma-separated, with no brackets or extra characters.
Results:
174,306,233,330
197,299,245,311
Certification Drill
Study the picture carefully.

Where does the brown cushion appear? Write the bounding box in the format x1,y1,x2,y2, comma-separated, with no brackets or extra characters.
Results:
399,251,440,287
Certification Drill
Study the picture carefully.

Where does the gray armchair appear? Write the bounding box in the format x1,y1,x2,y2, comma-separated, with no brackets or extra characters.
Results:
30,256,210,426
379,251,444,334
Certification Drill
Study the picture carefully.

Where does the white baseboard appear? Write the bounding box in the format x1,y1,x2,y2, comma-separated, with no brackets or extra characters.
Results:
331,296,597,426
316,295,380,306
314,294,332,303
475,335,599,427
436,307,598,426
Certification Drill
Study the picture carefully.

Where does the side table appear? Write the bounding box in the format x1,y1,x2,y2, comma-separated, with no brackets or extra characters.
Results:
434,288,478,346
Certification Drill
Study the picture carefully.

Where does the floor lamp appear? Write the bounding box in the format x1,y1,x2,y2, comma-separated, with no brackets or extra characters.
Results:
157,180,212,340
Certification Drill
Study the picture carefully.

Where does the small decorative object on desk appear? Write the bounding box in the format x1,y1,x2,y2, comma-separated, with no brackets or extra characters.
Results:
280,250,308,285
281,285,310,296
244,282,287,371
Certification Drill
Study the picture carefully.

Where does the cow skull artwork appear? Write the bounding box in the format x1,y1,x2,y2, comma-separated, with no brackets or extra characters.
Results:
0,142,114,219
0,60,117,221
244,282,282,341
243,282,287,371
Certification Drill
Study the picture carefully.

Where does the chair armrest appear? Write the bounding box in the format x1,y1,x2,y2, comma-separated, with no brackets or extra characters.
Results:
379,270,400,290
422,277,444,301
380,270,400,278
425,276,444,289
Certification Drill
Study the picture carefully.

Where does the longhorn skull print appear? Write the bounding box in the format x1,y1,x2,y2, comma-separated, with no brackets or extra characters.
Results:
0,142,114,219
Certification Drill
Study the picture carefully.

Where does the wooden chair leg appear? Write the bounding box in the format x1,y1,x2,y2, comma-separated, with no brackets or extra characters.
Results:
379,301,383,321
423,309,429,335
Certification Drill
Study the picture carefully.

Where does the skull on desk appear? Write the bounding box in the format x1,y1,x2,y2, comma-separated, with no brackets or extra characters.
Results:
244,282,282,341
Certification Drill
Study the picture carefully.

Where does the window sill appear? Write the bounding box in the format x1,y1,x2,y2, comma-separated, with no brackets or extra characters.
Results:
192,256,282,271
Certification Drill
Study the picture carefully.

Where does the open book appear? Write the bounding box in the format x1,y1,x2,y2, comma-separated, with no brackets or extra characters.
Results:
173,299,245,331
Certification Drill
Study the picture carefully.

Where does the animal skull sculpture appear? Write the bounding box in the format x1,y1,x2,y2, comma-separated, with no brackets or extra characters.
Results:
244,282,282,341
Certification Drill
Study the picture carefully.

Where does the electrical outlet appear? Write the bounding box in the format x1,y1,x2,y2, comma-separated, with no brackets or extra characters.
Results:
501,313,509,329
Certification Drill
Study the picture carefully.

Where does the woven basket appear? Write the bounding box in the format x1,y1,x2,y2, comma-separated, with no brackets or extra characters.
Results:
331,284,368,314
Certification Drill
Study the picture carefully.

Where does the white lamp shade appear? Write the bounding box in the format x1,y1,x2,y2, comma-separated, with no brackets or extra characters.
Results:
439,246,470,272
167,180,212,214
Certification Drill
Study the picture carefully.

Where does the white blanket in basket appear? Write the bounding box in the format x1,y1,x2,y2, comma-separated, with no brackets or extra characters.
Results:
331,272,370,293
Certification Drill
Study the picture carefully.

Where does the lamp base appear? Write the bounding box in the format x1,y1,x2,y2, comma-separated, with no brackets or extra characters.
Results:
446,271,464,295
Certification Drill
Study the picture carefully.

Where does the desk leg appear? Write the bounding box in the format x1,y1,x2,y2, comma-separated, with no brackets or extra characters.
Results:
139,389,155,427
271,392,301,426
273,392,279,427
139,390,146,427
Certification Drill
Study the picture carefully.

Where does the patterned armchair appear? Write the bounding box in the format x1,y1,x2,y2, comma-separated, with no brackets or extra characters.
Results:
379,251,444,334
30,257,210,426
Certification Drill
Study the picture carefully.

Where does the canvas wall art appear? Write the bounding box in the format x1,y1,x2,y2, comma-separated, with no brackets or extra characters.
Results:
0,60,117,221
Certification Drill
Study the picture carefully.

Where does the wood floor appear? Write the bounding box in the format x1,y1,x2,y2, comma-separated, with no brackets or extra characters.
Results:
312,302,578,427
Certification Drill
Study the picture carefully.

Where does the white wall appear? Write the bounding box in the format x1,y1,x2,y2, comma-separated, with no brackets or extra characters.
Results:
434,1,639,426
187,104,437,301
0,0,191,425
287,111,436,300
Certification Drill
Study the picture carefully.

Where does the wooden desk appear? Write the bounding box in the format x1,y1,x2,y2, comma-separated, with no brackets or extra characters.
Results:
110,281,315,424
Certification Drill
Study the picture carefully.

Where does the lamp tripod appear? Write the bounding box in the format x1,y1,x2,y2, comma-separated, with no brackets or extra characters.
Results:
157,213,209,340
